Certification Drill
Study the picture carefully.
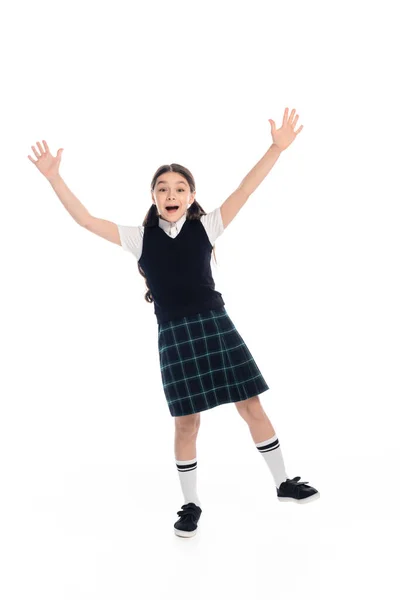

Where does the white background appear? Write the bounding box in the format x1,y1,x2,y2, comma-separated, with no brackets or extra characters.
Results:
1,0,399,598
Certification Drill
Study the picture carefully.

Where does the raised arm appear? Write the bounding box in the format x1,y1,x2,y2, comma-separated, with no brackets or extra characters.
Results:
220,107,303,229
28,140,122,246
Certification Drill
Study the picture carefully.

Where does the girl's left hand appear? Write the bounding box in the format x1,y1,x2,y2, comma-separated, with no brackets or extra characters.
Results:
269,107,303,151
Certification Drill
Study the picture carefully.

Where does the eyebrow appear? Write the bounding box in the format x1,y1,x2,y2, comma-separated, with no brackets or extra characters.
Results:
157,180,187,186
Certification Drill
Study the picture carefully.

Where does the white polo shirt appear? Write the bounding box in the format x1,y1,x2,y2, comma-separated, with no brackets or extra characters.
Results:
117,206,224,261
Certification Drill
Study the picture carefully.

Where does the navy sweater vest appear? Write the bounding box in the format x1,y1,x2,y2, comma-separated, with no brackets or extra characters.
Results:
138,217,225,324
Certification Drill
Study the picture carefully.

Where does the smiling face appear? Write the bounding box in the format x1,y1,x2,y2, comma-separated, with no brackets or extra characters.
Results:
152,172,196,222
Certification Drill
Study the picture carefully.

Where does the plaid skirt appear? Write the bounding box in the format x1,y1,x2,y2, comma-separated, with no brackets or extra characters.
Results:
157,306,269,417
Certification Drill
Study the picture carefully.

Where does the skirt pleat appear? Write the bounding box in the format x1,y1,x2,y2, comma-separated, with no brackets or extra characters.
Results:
157,307,269,417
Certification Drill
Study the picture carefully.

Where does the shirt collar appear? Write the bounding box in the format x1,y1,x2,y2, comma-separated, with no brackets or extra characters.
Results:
158,211,187,235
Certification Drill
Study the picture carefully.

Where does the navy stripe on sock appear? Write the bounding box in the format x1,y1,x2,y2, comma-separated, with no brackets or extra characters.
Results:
176,461,197,472
256,438,280,453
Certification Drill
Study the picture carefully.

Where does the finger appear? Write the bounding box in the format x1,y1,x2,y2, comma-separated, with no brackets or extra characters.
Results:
283,107,289,125
37,141,45,155
294,125,304,135
31,145,40,159
27,155,36,163
42,140,50,153
292,114,299,128
288,108,296,125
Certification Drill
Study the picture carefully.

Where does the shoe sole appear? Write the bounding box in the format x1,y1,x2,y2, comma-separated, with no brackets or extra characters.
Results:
174,527,198,537
277,492,320,504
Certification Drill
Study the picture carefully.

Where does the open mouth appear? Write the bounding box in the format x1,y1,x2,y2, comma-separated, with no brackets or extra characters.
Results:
166,205,179,213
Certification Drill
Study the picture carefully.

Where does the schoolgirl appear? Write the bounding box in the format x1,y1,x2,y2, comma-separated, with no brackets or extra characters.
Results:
28,107,319,539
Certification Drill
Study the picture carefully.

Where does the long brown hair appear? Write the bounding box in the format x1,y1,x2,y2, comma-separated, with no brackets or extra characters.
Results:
137,163,218,303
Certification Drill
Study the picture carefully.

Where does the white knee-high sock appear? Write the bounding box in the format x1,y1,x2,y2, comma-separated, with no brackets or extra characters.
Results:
255,433,288,488
175,457,202,508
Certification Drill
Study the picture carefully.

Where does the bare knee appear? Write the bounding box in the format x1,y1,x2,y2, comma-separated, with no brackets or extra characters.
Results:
175,413,201,436
235,396,265,421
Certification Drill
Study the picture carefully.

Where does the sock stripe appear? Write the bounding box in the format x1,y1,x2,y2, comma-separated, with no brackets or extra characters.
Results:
176,460,197,472
256,438,280,453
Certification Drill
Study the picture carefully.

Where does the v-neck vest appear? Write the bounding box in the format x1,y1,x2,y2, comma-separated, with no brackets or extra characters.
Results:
138,217,225,324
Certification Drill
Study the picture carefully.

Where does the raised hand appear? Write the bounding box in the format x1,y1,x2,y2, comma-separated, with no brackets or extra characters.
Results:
269,108,303,152
27,140,63,180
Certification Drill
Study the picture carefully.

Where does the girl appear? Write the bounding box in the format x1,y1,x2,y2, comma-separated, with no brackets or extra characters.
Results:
28,107,320,539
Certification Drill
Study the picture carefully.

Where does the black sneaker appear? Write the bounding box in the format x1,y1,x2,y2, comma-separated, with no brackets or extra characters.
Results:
174,502,202,537
276,476,320,504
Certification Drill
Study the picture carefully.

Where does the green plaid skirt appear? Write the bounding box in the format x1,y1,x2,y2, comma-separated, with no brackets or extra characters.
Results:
157,306,269,417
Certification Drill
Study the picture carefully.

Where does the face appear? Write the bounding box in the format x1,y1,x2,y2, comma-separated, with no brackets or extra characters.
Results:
152,172,195,222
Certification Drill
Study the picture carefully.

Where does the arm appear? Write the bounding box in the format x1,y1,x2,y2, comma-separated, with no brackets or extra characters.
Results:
220,144,281,229
48,175,121,245
28,140,121,246
238,143,282,197
220,107,303,229
48,173,91,226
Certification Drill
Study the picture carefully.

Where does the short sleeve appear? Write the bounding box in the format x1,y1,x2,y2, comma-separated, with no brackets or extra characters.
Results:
117,224,144,260
200,206,224,246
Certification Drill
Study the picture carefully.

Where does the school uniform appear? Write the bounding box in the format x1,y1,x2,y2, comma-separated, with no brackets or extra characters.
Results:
117,207,269,417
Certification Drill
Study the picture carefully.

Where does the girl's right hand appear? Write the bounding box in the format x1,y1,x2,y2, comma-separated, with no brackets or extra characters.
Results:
27,140,63,181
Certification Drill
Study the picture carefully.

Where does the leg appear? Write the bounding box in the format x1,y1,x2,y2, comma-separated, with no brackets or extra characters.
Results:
234,395,276,443
235,397,320,502
235,396,288,488
174,413,202,507
174,413,201,460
